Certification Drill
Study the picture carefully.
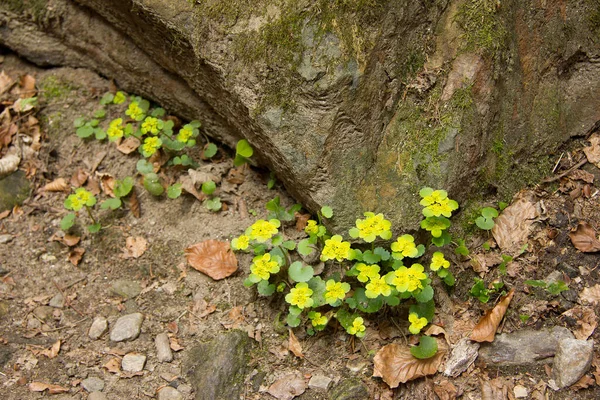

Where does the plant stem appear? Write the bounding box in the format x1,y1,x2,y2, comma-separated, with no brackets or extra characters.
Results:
85,206,97,224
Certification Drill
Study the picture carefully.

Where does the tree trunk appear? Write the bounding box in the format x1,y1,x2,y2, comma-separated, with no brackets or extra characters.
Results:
2,0,599,232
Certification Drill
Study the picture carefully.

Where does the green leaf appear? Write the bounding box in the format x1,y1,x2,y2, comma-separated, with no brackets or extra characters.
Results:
443,271,455,286
243,277,255,287
271,234,283,246
136,159,154,174
143,173,164,196
286,313,301,328
321,206,333,218
297,239,315,256
410,336,438,359
201,180,216,195
87,223,102,233
203,143,218,158
100,198,122,210
189,120,201,128
481,207,499,218
334,309,360,331
205,197,222,212
76,125,94,138
236,139,253,158
409,300,436,322
167,183,182,199
475,216,495,230
362,250,381,264
431,231,451,247
498,201,508,211
233,154,249,167
114,177,134,198
547,280,569,295
413,285,434,303
257,280,275,296
93,109,106,119
73,117,86,128
99,92,114,105
288,261,314,283
455,244,469,256
350,288,383,313
307,276,327,307
282,240,296,250
89,119,99,127
524,280,547,287
94,128,106,140
373,247,391,261
151,107,165,117
384,293,400,306
60,213,76,231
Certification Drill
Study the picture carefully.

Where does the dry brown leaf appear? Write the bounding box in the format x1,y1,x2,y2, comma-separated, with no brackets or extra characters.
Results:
570,374,595,390
40,340,61,359
373,339,447,388
29,381,69,394
569,169,595,183
70,168,89,188
433,379,458,400
185,240,238,280
0,71,14,95
19,74,36,98
492,192,538,254
295,212,311,231
470,288,515,343
103,358,120,374
116,136,141,154
170,337,184,352
580,284,600,305
424,325,446,337
288,329,304,358
569,222,600,252
268,373,307,400
68,247,85,266
180,175,205,201
0,209,10,220
85,177,101,195
584,134,600,166
167,321,179,334
63,234,80,247
122,236,148,259
562,306,597,340
470,252,502,274
41,178,69,192
226,165,247,185
99,174,116,197
128,188,141,218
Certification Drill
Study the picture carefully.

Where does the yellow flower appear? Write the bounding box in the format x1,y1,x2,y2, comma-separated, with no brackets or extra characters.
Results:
107,118,124,141
356,263,380,283
305,220,318,235
141,117,161,135
391,234,419,259
347,317,366,337
177,126,193,143
324,280,350,305
387,264,427,293
420,216,450,238
285,282,314,309
113,91,126,104
142,136,162,156
408,313,428,334
349,212,392,242
420,189,448,206
320,235,351,262
231,235,250,251
420,188,458,218
65,188,96,211
247,219,280,242
125,101,144,120
430,252,450,271
365,275,392,298
309,312,328,327
250,253,280,281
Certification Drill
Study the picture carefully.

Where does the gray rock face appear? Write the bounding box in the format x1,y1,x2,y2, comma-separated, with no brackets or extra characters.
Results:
121,352,146,372
111,280,141,299
81,377,104,392
478,327,573,366
444,337,480,377
329,378,369,400
155,333,173,362
0,171,30,212
552,338,594,389
88,317,108,340
110,313,144,342
49,293,64,309
308,374,332,390
184,330,251,400
158,386,183,400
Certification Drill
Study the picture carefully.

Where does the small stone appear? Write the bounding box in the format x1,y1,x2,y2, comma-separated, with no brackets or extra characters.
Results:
111,280,141,299
177,384,193,395
444,337,480,377
0,234,13,244
110,313,144,342
122,352,146,372
160,282,178,295
88,392,108,400
308,374,332,390
88,317,108,340
513,385,528,398
49,293,64,309
345,358,367,373
552,338,594,388
26,316,41,330
156,333,173,362
40,253,57,262
33,305,55,322
81,377,104,392
158,386,183,400
329,378,369,400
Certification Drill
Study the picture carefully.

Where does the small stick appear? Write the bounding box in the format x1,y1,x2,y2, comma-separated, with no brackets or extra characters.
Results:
551,152,564,173
541,158,587,183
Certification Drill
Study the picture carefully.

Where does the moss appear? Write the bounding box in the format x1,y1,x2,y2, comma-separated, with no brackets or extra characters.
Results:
589,0,600,37
39,76,75,101
456,0,508,60
3,0,48,21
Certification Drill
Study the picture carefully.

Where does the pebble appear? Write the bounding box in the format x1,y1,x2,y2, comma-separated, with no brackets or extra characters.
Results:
158,386,183,400
513,385,528,398
88,392,108,400
33,305,55,322
160,281,178,295
444,337,480,377
88,317,108,340
155,333,173,362
110,313,144,342
49,293,64,309
308,374,332,390
111,280,142,299
0,234,13,244
81,377,104,392
552,338,594,388
122,352,146,372
177,384,192,395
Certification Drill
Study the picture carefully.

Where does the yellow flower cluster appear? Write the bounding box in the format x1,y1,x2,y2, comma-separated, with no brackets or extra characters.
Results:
349,212,392,242
113,91,126,104
250,253,280,281
420,188,458,218
356,263,380,283
126,101,144,121
386,264,427,293
285,282,314,309
430,252,450,271
309,312,327,327
305,220,318,235
347,317,366,338
390,234,419,259
142,136,162,156
247,219,280,242
177,126,193,143
107,118,124,141
141,117,161,135
324,280,350,305
320,235,351,262
408,312,428,334
65,188,95,211
231,235,250,251
365,275,392,299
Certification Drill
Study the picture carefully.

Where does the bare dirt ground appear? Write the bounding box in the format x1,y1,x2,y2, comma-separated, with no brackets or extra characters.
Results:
1,51,599,400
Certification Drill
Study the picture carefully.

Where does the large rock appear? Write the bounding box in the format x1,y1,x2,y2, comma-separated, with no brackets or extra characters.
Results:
0,170,30,212
2,1,600,232
183,330,251,400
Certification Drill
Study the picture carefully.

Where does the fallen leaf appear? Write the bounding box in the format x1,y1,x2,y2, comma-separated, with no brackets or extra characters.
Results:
268,373,307,400
29,382,69,394
0,209,10,220
85,177,101,195
373,339,447,388
492,192,538,254
226,165,247,185
41,178,69,192
433,379,458,400
424,325,447,337
99,173,116,197
481,377,511,400
40,340,61,359
167,321,178,334
185,240,238,280
18,74,36,98
288,329,304,358
580,284,600,305
470,289,515,342
116,136,141,154
122,236,148,259
170,337,184,352
63,234,81,247
570,374,595,390
0,71,14,95
569,169,595,183
68,247,85,266
180,175,205,201
569,222,600,252
562,306,597,340
584,134,600,166
103,358,120,374
70,168,89,187
128,187,141,218
470,252,502,274
295,212,311,231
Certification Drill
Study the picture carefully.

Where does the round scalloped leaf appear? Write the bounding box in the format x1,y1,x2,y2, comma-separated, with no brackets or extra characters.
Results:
73,117,86,128
307,276,326,307
87,223,102,233
288,261,314,283
321,206,333,218
409,300,435,322
297,238,314,256
76,125,94,138
481,207,499,218
60,213,76,231
286,313,301,328
236,139,254,158
413,285,434,303
410,336,438,359
419,187,433,197
349,227,360,238
136,159,154,174
257,280,275,296
475,216,494,230
203,143,218,158
167,183,182,199
101,198,122,210
352,287,383,313
282,240,296,251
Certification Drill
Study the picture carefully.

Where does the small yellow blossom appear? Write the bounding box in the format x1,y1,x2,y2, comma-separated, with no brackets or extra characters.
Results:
324,280,350,305
285,282,314,309
247,219,280,242
408,313,428,334
177,125,194,143
305,220,319,235
309,312,328,327
430,252,450,271
125,101,144,121
419,187,458,218
349,212,392,242
387,264,427,293
231,235,250,251
347,317,366,337
107,118,124,141
250,253,280,281
355,263,380,283
65,188,96,211
420,216,451,238
365,275,392,298
113,91,126,104
391,234,419,259
320,235,351,262
142,136,162,157
141,117,161,135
